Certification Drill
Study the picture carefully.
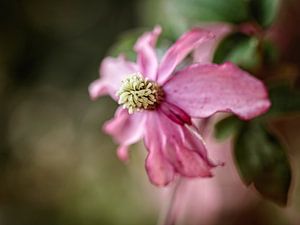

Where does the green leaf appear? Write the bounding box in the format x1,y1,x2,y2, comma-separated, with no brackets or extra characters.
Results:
234,122,292,205
169,0,250,23
214,33,260,70
141,0,250,37
262,40,279,65
249,0,280,28
266,84,300,117
141,0,280,36
214,116,244,140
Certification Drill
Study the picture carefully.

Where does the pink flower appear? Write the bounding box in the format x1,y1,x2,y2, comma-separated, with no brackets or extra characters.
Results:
89,26,271,186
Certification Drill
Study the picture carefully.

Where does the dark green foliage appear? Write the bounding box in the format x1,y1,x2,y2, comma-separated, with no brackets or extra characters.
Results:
215,112,293,206
169,0,250,23
214,33,260,70
249,0,281,28
266,84,300,117
214,116,244,140
234,122,291,205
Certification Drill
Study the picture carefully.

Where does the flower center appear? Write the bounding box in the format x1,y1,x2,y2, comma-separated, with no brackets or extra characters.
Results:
117,73,163,114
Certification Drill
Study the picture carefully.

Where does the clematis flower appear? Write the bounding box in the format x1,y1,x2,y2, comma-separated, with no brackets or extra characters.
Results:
89,26,270,186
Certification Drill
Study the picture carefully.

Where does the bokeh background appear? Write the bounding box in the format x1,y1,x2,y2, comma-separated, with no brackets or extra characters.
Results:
0,0,300,225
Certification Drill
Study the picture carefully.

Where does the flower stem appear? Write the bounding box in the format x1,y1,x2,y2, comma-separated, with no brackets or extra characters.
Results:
157,178,182,225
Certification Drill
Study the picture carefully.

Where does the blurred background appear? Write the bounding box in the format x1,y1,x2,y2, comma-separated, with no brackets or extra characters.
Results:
0,0,300,225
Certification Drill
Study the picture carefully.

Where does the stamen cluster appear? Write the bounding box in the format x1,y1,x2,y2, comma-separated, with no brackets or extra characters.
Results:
117,73,163,113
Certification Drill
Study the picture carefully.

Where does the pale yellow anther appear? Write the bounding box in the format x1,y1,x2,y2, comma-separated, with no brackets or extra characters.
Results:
116,73,163,114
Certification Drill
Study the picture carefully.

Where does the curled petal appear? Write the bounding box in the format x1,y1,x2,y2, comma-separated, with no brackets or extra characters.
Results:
144,111,175,186
144,110,216,186
104,107,146,147
172,144,213,177
159,102,192,126
163,62,271,120
193,23,233,64
89,55,138,100
89,79,111,100
145,149,175,186
157,28,215,85
159,114,216,177
134,26,161,81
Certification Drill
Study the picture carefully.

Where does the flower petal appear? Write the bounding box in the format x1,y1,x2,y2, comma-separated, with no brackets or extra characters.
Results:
193,23,233,64
144,110,216,186
158,114,215,177
89,55,138,100
103,107,146,147
163,62,271,120
144,111,175,186
157,28,215,85
134,26,161,81
159,102,192,126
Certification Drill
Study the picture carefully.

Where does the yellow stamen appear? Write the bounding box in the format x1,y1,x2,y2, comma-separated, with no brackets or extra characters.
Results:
117,73,163,114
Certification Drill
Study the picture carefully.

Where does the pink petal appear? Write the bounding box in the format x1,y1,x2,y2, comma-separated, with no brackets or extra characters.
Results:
89,79,111,100
157,28,215,85
193,23,233,64
144,111,175,186
134,26,161,81
89,55,138,100
159,102,192,125
144,110,216,186
181,125,220,168
158,112,215,177
163,62,271,120
103,107,146,146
